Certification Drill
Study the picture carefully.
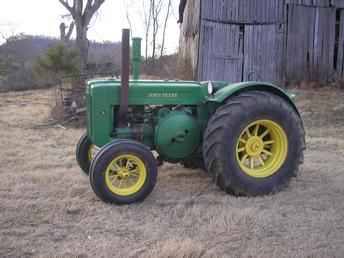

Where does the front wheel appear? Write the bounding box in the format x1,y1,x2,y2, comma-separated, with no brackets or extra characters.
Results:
76,133,99,175
203,91,305,196
90,140,157,204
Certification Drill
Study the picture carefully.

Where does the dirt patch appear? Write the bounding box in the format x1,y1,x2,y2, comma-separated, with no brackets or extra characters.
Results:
0,88,344,258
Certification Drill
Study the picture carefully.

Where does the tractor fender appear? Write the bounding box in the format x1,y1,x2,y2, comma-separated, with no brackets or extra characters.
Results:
209,81,301,116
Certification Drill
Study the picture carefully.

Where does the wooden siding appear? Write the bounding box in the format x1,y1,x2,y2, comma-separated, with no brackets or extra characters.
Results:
202,0,285,24
286,0,344,8
336,9,344,75
286,0,331,7
179,0,344,82
243,25,285,81
332,0,344,8
286,5,336,80
199,21,243,81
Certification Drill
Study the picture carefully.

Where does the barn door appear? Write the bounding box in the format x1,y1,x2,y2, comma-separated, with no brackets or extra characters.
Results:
243,24,285,82
199,21,243,82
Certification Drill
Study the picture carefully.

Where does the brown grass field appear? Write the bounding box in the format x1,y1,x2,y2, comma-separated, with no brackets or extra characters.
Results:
0,88,344,258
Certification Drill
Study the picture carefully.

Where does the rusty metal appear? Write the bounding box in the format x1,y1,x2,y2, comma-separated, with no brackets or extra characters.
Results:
118,29,130,127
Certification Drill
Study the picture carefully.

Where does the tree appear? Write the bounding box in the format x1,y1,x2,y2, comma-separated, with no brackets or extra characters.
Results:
124,0,153,62
123,0,177,61
151,0,163,61
160,0,172,57
58,0,106,73
60,21,75,42
142,0,153,62
34,44,80,81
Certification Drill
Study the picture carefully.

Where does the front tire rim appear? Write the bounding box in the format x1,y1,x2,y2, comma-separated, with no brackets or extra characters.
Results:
88,144,99,161
105,154,147,196
236,120,288,178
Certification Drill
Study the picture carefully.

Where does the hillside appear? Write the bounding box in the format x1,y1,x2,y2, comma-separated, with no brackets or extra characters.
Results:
0,35,121,91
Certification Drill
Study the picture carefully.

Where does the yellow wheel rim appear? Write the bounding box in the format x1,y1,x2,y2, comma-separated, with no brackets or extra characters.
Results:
236,120,288,178
88,144,99,161
105,154,147,196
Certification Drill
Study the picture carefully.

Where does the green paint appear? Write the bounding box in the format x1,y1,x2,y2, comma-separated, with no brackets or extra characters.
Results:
155,110,201,161
132,37,142,80
88,80,208,105
208,81,299,115
86,78,298,163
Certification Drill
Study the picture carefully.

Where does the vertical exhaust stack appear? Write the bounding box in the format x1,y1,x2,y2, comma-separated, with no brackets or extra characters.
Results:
132,37,142,80
118,29,130,127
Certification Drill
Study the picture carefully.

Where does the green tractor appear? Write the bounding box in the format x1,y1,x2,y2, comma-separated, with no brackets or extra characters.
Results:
76,30,305,205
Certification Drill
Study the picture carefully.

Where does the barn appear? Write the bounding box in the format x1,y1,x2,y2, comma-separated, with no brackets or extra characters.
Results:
178,0,344,83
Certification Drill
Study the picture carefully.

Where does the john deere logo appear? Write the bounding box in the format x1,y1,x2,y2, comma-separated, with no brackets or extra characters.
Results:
148,93,178,98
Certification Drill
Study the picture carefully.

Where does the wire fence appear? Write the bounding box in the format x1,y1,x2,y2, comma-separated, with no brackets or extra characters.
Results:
56,71,117,119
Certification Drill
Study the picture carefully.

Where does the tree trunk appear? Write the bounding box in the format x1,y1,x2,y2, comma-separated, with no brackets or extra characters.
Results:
160,0,172,57
76,25,89,74
144,0,153,62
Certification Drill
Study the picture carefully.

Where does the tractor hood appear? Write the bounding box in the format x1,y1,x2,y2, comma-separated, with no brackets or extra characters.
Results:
87,78,296,107
87,79,210,105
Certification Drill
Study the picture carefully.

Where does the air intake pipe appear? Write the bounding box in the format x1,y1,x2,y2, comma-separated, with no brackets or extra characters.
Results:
132,37,142,80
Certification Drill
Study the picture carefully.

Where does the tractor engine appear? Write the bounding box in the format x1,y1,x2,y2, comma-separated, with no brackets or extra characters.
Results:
113,106,201,163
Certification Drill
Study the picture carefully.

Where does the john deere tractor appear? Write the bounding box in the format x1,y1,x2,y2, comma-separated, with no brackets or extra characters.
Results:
76,30,305,204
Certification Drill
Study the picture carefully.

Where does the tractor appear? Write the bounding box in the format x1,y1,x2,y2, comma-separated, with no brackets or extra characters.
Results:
76,29,305,205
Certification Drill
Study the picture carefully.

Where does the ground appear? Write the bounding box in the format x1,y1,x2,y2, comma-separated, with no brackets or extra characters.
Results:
0,88,344,258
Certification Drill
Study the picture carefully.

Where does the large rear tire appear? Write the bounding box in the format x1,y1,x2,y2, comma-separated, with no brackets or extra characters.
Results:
90,140,157,204
203,91,305,196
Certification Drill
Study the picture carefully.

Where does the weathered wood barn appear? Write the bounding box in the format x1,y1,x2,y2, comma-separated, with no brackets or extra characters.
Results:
178,0,344,83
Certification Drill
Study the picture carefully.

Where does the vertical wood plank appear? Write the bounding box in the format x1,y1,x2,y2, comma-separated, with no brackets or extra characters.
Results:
313,7,336,80
243,25,285,82
199,21,243,82
286,5,316,80
336,9,344,76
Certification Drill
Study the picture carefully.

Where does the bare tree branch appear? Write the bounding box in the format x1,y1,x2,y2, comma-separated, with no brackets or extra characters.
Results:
160,0,172,57
151,0,164,60
84,0,105,27
143,0,153,61
66,22,75,39
60,22,75,42
59,0,74,14
124,0,133,32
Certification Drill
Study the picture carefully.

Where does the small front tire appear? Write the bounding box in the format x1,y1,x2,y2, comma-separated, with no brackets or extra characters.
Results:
90,140,157,204
76,133,98,175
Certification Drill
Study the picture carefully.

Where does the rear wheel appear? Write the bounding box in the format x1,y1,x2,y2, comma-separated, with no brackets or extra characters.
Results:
76,133,98,175
203,91,305,196
90,140,157,204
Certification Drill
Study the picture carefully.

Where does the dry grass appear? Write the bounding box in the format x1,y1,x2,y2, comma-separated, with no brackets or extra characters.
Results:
0,88,344,258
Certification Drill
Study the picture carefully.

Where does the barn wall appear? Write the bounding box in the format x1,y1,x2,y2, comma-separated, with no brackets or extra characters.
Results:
179,0,344,83
202,0,285,24
178,0,200,80
198,21,243,81
198,0,286,82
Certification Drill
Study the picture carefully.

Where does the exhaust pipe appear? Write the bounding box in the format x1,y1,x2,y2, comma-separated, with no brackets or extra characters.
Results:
118,29,130,127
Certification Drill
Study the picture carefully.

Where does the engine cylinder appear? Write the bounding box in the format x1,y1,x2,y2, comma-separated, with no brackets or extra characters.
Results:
154,110,201,161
